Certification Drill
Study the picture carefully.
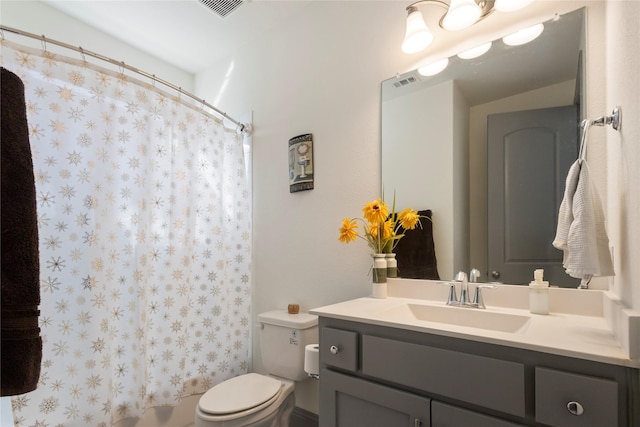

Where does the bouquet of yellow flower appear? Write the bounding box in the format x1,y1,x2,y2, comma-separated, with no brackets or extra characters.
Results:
338,196,422,254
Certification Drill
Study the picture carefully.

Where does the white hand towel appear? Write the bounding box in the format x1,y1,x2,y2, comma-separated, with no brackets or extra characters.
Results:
553,159,614,282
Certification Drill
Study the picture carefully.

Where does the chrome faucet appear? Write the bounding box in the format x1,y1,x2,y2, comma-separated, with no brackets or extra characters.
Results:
454,271,470,305
445,271,497,309
469,268,481,283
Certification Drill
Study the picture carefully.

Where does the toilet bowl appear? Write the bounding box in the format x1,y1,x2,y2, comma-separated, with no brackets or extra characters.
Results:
194,310,318,427
194,373,295,427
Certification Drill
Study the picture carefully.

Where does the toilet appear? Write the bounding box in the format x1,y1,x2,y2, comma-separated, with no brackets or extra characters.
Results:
195,310,318,427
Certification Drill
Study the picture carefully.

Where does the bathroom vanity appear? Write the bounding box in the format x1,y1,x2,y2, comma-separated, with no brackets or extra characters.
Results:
311,279,640,427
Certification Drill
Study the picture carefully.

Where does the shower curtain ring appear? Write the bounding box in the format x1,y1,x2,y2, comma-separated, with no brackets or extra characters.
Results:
119,61,125,75
79,47,86,62
41,35,47,52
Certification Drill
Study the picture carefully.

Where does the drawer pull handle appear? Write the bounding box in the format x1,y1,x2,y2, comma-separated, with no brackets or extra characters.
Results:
330,345,340,355
567,401,584,416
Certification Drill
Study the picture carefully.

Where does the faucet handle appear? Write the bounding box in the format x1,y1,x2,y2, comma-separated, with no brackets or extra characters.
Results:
472,284,497,309
438,281,459,306
454,271,470,305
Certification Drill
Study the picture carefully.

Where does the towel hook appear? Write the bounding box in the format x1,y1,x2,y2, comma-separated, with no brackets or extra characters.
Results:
592,106,621,131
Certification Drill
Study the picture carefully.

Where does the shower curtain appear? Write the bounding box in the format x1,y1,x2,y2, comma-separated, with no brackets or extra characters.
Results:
1,40,252,426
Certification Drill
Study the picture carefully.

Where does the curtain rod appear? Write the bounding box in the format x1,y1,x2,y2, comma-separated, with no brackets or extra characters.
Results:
1,25,250,134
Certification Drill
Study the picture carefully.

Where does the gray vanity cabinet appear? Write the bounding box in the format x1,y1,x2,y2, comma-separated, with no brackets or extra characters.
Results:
318,317,639,427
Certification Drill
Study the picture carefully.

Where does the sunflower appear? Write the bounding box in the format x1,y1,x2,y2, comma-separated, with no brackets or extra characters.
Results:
369,220,394,240
362,198,389,225
338,218,359,243
397,208,420,230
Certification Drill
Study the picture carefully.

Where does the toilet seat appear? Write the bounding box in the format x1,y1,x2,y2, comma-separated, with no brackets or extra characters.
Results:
198,373,283,418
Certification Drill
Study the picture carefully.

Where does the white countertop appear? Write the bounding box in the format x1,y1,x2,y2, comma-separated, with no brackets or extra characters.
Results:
310,279,640,368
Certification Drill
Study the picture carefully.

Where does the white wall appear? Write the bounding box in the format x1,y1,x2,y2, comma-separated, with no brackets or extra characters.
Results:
605,1,640,309
195,0,638,415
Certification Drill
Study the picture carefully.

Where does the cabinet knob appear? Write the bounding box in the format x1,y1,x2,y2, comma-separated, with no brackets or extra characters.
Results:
329,345,340,355
414,419,422,426
567,401,584,416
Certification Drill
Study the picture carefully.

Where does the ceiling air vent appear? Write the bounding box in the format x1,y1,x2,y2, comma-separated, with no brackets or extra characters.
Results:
198,0,243,18
393,76,418,88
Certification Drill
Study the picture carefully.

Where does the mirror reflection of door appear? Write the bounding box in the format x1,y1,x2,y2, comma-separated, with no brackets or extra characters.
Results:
487,105,580,287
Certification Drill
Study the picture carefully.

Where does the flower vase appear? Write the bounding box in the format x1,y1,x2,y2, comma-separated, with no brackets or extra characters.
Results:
385,253,397,278
372,253,387,298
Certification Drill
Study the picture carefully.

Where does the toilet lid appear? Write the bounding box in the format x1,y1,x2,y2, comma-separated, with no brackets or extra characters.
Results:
199,373,282,415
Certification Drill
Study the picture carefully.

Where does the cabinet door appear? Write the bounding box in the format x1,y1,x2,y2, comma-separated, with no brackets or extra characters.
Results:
320,369,430,427
432,401,525,427
535,367,619,427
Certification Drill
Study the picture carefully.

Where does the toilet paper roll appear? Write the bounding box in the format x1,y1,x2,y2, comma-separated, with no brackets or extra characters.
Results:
304,344,319,377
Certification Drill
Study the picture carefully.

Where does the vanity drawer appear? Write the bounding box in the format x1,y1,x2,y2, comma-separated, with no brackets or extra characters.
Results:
535,367,618,427
431,401,525,427
320,327,358,372
361,335,525,417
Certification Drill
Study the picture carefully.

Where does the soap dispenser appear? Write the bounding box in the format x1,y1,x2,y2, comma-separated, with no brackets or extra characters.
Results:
529,269,549,314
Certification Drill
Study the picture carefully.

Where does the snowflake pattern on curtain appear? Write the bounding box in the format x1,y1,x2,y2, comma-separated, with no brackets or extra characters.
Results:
2,40,251,426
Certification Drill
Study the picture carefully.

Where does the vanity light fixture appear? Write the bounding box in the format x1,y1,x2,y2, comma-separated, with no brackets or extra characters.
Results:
401,0,535,54
417,57,449,76
457,41,492,59
502,23,544,46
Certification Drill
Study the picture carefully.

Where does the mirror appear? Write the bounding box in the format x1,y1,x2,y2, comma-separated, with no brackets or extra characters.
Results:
382,8,585,285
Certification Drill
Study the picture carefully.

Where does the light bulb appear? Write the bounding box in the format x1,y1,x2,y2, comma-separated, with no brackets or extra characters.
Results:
457,41,492,59
402,9,433,54
503,23,544,46
418,58,449,76
442,0,482,31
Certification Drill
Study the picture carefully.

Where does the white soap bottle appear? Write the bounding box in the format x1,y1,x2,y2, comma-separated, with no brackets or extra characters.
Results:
529,269,549,315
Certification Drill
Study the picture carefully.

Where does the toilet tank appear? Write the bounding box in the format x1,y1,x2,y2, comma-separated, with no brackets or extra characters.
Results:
258,310,318,382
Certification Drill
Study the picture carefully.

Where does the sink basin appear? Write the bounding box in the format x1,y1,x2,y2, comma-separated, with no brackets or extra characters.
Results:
377,303,531,333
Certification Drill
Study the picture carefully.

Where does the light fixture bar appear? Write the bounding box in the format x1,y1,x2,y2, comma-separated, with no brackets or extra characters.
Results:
405,0,496,30
401,0,541,55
